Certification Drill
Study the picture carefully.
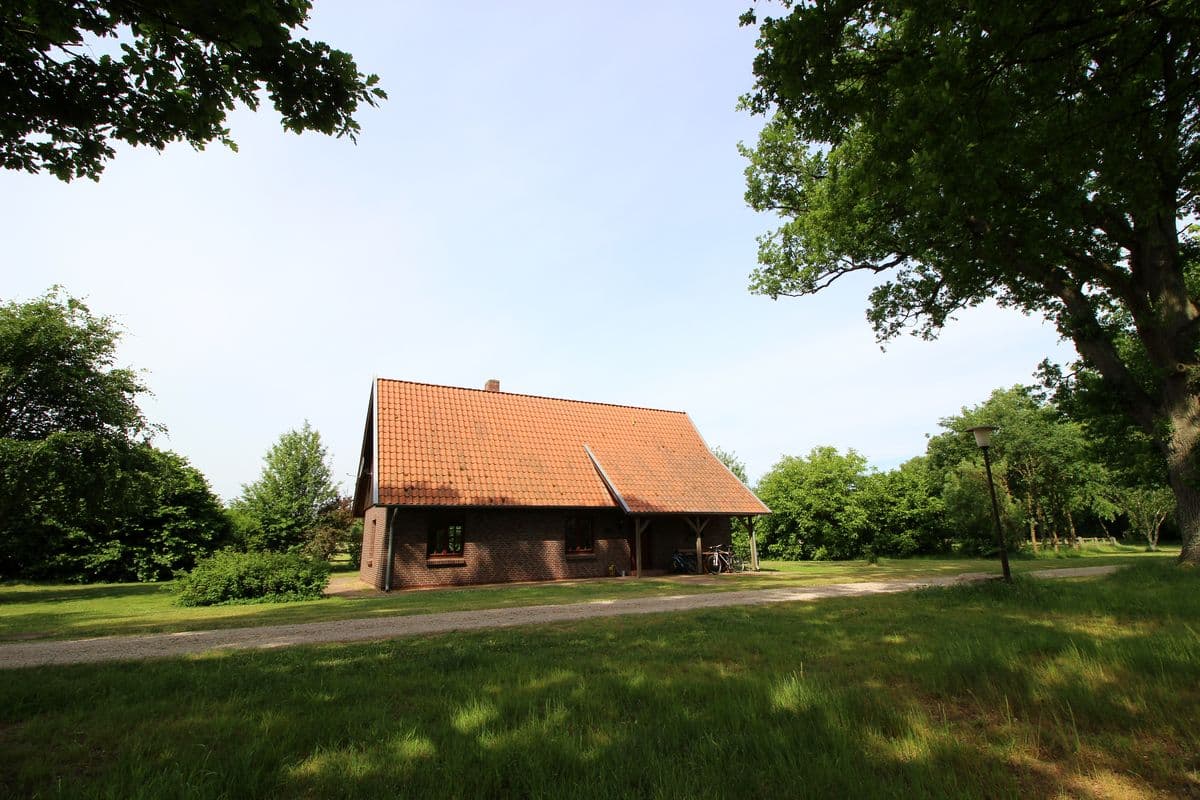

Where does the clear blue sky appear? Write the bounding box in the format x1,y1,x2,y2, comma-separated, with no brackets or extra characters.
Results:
0,1,1074,500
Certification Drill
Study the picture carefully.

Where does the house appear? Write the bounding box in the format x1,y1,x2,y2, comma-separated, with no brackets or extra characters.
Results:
352,378,769,590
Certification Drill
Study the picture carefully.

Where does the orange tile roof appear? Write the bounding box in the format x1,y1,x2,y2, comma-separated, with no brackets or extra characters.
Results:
367,379,769,515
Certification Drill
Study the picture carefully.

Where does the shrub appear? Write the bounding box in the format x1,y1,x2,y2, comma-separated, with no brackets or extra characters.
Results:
174,550,331,606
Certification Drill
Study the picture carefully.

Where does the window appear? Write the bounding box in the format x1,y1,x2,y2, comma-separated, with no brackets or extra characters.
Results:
565,515,594,555
427,515,465,558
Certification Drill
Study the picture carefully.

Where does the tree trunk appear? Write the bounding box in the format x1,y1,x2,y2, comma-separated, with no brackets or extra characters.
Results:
1039,502,1058,552
1026,495,1038,550
1067,509,1079,550
1163,382,1200,564
1169,463,1200,562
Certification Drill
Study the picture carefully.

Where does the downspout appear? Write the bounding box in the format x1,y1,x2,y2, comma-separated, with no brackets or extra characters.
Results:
383,507,396,592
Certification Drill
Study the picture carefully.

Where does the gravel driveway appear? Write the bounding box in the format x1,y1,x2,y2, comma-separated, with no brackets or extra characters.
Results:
0,566,1120,670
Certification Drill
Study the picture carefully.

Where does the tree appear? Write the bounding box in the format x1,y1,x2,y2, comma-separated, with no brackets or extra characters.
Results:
0,289,230,580
857,457,949,556
940,461,1025,556
0,287,150,440
235,421,338,552
741,2,1200,563
755,446,869,560
3,0,386,181
1124,486,1176,551
929,386,1111,550
0,436,230,581
303,496,363,565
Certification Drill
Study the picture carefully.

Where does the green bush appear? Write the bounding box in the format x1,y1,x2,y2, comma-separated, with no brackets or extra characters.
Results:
174,551,331,606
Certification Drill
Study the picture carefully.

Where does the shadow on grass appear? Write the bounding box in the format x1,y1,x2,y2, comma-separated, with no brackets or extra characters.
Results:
2,561,1196,799
0,582,170,604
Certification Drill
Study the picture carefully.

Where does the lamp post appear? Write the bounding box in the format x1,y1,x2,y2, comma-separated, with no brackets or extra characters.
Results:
966,426,1012,582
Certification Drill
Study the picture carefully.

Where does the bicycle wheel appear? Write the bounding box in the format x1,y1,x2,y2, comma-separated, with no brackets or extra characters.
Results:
708,553,724,574
731,554,746,572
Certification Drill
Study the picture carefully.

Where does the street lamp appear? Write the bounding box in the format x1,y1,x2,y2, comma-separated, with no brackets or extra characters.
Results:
966,425,1012,582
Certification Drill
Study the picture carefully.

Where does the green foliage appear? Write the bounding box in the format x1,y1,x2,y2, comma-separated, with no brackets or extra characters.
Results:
2,0,387,181
940,462,1024,556
0,434,231,581
741,1,1200,561
1124,486,1175,551
234,422,338,553
755,447,869,560
302,496,362,566
930,386,1113,548
0,289,229,581
0,287,150,440
174,550,331,606
756,449,949,560
856,457,949,556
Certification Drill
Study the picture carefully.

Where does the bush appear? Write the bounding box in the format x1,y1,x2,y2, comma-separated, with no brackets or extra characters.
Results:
174,551,331,606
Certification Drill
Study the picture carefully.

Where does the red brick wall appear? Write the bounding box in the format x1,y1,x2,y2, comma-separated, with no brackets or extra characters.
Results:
388,508,629,589
357,507,735,590
358,506,389,588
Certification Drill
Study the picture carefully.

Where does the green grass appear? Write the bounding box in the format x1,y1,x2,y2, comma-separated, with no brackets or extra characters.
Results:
0,549,1177,642
1,560,1196,798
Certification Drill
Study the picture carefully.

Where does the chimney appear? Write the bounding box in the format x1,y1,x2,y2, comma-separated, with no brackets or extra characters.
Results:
484,379,501,392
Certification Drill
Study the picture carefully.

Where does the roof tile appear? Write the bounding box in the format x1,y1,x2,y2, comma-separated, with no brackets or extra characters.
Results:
371,379,768,514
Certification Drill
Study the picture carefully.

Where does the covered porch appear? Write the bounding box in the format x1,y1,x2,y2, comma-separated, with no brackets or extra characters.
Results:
626,514,763,577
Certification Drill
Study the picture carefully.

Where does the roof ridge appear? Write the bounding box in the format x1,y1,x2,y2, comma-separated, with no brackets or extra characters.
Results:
376,377,688,415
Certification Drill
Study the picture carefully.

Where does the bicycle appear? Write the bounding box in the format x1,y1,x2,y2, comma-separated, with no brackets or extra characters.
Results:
670,550,698,574
705,544,743,574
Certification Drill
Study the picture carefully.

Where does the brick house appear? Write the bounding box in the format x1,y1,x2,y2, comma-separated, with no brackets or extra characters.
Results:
352,378,769,590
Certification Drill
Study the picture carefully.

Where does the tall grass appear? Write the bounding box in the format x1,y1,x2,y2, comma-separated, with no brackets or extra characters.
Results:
1,560,1197,798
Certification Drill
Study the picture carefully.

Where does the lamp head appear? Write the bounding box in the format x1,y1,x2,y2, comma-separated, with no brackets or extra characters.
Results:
966,425,997,449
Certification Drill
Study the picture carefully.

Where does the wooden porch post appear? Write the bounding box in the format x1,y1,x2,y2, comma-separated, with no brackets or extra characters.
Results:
686,516,710,574
747,516,760,571
634,518,649,578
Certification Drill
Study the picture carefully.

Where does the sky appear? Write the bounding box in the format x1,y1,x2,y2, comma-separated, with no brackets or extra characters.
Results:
0,1,1076,500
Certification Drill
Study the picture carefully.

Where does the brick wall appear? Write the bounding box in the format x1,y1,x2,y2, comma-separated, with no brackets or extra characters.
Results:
358,505,389,588
358,507,735,590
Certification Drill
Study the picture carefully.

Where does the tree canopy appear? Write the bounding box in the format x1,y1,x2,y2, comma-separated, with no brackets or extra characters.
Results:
740,1,1200,563
234,422,338,552
0,289,229,581
0,288,150,440
3,0,386,181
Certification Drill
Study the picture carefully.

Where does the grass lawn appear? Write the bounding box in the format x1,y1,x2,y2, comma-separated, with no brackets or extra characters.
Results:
1,560,1196,798
0,546,1175,642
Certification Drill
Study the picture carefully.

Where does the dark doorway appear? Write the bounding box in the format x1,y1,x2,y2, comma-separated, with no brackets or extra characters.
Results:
629,521,654,571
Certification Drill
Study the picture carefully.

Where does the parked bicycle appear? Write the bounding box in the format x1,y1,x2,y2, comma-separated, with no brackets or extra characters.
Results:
671,550,698,574
705,544,746,574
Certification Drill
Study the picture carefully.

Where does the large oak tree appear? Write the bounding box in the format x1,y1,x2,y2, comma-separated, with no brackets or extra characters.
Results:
3,1,385,181
740,1,1200,562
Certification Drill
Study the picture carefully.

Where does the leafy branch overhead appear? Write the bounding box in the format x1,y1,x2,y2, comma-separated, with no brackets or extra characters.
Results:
740,0,1200,563
2,0,387,181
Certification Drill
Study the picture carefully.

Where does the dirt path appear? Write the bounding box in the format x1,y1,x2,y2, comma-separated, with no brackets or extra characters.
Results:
0,566,1120,670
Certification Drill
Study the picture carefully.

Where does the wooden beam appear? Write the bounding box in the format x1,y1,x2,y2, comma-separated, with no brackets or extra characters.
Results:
633,518,650,578
686,516,709,574
747,516,759,571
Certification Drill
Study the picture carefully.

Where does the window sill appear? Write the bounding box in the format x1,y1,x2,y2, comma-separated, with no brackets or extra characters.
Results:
565,552,596,561
426,557,467,567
